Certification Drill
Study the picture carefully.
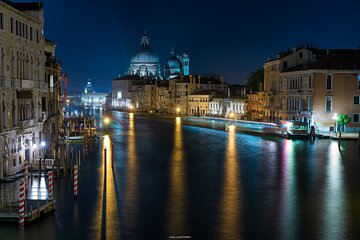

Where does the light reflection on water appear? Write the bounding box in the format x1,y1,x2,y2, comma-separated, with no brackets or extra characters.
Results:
280,139,298,240
123,112,138,233
167,117,187,236
218,126,241,240
91,134,119,239
1,112,359,240
321,141,345,240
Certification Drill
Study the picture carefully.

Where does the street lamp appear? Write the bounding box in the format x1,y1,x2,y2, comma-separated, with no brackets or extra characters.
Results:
176,107,180,115
104,117,110,132
40,141,46,175
229,112,235,119
332,113,338,135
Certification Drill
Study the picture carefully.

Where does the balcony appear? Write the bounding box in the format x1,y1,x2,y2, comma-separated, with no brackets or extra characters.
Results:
19,119,35,129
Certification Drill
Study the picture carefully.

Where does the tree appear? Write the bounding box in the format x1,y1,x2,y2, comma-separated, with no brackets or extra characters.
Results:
246,69,264,92
337,113,351,148
337,113,351,132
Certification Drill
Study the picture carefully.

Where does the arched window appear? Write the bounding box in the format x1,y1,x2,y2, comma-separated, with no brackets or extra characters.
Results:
2,99,6,129
0,47,4,77
326,75,332,91
12,99,16,127
325,96,332,112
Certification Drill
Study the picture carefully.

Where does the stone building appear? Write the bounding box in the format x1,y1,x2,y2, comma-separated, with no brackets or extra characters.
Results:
0,1,53,179
264,46,360,132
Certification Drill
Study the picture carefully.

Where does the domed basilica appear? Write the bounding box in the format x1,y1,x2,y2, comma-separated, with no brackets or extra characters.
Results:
128,31,190,80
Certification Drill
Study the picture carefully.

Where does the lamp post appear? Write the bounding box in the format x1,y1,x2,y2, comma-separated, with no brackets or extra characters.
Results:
41,141,46,175
32,143,37,181
332,113,338,136
104,117,110,132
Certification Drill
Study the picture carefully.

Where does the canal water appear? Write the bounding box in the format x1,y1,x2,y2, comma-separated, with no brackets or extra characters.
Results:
1,111,360,240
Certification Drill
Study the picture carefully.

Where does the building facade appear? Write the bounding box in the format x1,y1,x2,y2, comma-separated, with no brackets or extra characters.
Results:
0,1,52,179
264,46,360,132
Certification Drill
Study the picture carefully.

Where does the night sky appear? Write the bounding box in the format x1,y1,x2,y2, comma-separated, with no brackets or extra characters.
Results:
26,0,360,91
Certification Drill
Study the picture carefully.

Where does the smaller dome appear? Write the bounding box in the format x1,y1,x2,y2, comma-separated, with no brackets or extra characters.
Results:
165,48,181,71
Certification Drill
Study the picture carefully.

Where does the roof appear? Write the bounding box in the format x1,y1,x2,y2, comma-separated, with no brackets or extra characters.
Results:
2,0,43,10
283,53,360,72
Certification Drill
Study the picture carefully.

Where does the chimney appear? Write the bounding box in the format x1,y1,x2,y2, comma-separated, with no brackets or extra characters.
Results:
227,87,230,98
198,76,201,84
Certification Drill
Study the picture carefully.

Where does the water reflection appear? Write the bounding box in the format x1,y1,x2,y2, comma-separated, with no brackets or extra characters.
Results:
279,139,298,240
91,135,119,239
123,112,138,232
321,141,345,240
167,117,187,235
27,176,48,200
219,126,241,240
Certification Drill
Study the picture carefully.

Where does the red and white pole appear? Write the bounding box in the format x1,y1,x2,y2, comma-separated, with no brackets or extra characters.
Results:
24,160,29,193
73,164,78,199
18,180,25,227
48,171,53,200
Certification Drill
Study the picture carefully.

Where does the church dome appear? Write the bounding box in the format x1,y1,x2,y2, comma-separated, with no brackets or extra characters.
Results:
128,31,161,78
165,48,182,78
131,48,159,64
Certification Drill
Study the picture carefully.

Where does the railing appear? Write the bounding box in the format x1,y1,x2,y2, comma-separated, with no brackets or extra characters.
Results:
0,190,17,207
30,158,54,169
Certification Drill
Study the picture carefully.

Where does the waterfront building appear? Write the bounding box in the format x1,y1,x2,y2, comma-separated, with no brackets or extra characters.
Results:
44,39,62,158
209,97,246,119
246,91,264,121
111,31,227,115
0,1,55,179
264,46,360,132
188,93,211,116
80,79,108,110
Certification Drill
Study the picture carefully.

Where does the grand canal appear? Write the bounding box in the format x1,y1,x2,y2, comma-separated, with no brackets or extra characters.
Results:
1,111,360,240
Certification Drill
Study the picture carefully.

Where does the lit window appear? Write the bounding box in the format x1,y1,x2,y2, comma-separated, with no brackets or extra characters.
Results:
354,113,359,123
358,75,360,91
117,91,122,99
326,75,332,91
325,96,332,112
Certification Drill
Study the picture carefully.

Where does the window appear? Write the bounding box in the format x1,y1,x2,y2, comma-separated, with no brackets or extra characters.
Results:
19,156,22,165
325,96,332,112
13,158,16,167
0,12,3,30
309,75,312,88
326,75,332,91
36,30,39,43
354,113,359,123
16,20,18,35
30,27,33,41
10,17,13,33
299,51,303,59
354,96,360,105
283,61,288,70
358,75,360,91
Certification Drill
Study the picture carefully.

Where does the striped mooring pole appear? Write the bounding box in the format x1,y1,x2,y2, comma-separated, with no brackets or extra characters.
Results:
73,164,78,199
48,171,53,200
18,180,25,227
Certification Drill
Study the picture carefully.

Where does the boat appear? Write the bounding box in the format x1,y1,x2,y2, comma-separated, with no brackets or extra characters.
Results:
276,120,309,139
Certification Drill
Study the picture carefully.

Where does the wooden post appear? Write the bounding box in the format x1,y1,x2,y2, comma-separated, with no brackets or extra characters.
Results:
111,143,114,168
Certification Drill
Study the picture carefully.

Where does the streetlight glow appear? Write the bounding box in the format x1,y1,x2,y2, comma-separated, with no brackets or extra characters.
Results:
33,144,37,149
104,117,110,125
229,112,234,118
41,141,46,147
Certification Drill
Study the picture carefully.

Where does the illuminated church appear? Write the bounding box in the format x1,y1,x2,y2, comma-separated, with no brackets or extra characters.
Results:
128,31,190,79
